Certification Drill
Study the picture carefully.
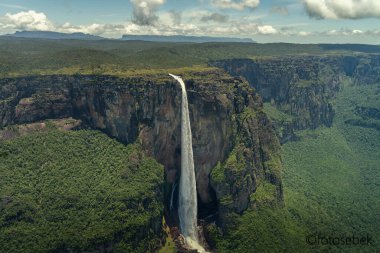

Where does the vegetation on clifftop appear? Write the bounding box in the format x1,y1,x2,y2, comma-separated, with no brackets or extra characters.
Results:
1,38,380,78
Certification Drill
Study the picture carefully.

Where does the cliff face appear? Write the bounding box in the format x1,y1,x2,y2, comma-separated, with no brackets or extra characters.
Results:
0,71,282,226
352,55,380,85
69,73,243,207
0,77,73,125
212,54,380,142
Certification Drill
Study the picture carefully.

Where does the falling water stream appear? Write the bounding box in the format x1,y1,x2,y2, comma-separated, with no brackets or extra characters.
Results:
169,74,207,253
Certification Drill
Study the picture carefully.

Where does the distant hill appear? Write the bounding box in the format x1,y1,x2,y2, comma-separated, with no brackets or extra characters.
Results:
4,31,254,43
121,34,255,43
5,31,105,40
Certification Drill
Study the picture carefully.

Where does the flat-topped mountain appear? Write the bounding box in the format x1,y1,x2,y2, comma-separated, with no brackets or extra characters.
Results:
5,31,106,40
121,34,255,43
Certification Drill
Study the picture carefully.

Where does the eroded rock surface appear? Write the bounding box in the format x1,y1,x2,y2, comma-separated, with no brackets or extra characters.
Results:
0,71,282,225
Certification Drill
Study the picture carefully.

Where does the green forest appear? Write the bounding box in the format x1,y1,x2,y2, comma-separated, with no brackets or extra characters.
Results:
0,130,164,253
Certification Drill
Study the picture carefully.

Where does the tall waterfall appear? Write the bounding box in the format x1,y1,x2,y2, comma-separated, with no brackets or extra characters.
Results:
169,74,207,253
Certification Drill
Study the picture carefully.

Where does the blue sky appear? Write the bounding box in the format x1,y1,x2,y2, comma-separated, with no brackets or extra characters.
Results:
0,0,379,43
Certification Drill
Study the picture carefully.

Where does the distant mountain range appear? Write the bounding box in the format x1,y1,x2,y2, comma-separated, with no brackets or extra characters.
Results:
4,31,105,40
3,31,255,43
121,34,255,43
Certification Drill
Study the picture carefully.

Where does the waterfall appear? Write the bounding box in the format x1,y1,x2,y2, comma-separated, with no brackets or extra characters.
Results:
169,74,207,253
170,182,176,211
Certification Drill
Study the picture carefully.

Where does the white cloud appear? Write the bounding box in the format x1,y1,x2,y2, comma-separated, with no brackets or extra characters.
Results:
130,0,166,26
325,29,366,36
212,0,260,11
288,29,380,37
58,22,126,36
298,31,311,36
257,25,277,35
0,8,279,38
304,0,380,19
3,10,53,30
352,29,364,34
328,28,380,36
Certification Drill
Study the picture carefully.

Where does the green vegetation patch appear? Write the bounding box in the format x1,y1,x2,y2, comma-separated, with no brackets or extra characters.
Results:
206,205,308,253
263,103,294,123
210,141,251,187
0,130,164,253
210,162,225,185
224,144,247,173
250,182,277,206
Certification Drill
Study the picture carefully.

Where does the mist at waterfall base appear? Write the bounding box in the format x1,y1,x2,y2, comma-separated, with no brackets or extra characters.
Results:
169,74,207,253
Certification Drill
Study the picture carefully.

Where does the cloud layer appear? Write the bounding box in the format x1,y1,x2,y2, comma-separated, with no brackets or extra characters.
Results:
0,8,279,37
212,0,260,11
1,0,380,43
304,0,380,19
200,13,229,23
3,8,380,39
